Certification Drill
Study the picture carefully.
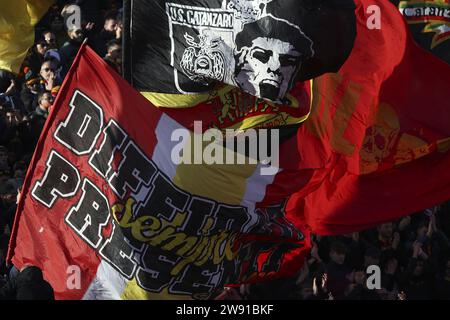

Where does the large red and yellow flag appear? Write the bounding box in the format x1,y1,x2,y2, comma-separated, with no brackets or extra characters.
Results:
146,0,450,234
8,44,311,299
0,0,54,74
286,0,450,235
6,0,450,300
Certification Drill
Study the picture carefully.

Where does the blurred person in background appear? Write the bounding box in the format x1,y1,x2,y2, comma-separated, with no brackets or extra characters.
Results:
42,30,58,50
399,240,433,300
32,91,53,120
20,69,43,114
25,41,49,75
92,10,121,58
104,39,122,74
59,26,85,70
0,266,54,300
325,241,351,299
344,268,380,300
39,60,61,92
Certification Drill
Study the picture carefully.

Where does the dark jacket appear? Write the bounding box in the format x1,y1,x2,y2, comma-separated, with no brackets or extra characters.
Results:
0,266,54,300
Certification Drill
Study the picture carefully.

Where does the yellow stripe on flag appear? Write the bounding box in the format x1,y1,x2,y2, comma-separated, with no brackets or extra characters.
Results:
120,278,193,300
141,91,213,108
119,132,257,299
0,0,54,74
172,133,258,205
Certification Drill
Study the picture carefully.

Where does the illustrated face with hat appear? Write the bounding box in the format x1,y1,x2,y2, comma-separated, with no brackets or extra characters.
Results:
233,15,314,102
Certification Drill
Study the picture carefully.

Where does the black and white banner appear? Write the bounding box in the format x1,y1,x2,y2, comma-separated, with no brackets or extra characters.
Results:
128,0,356,102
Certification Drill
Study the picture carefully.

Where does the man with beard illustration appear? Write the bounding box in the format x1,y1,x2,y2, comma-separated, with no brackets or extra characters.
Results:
234,15,314,102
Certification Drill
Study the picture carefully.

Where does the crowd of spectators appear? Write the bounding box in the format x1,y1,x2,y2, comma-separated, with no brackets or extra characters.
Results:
0,0,448,300
216,204,450,300
0,0,122,298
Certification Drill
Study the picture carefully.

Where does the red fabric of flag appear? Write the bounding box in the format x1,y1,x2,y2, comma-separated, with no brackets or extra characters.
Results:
286,0,450,235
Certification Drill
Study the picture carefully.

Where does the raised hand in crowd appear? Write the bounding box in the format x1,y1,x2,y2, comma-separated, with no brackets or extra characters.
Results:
313,272,332,300
115,24,122,40
85,22,96,32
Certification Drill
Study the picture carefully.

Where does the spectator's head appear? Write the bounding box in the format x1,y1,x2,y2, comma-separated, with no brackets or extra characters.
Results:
329,241,347,265
413,259,426,277
43,30,57,48
24,68,42,93
377,222,394,240
67,27,84,43
35,40,48,57
103,11,118,33
416,221,428,239
107,38,121,56
40,60,57,82
0,180,16,205
380,250,398,274
106,39,122,62
364,246,381,267
13,161,27,179
37,91,54,111
7,149,17,166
